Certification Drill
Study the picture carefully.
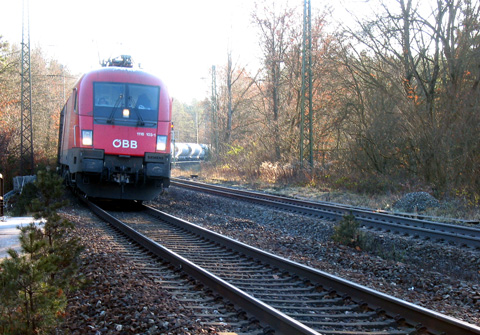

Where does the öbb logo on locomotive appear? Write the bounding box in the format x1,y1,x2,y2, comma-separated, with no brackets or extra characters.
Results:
113,139,138,149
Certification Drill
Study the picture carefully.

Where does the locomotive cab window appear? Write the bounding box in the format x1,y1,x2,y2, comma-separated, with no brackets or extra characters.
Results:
93,82,159,127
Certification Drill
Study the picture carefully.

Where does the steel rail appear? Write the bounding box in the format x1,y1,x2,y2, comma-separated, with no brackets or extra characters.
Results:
143,205,480,335
80,195,480,334
171,179,480,249
83,209,263,333
83,199,321,335
171,178,474,224
83,197,480,334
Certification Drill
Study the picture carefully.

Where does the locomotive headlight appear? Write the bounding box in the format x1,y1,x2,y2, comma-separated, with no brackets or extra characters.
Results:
81,130,93,146
122,108,130,118
156,135,167,151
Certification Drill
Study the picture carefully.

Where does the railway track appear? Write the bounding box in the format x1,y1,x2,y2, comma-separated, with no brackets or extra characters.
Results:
171,178,480,249
84,199,480,335
81,202,268,334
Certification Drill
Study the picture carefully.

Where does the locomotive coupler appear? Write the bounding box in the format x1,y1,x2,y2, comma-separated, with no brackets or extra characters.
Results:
113,166,130,185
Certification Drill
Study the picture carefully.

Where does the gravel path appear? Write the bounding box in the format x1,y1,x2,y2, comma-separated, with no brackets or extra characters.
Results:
59,186,480,333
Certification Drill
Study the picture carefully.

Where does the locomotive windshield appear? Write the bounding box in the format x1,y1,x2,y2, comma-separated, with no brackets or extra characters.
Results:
93,82,160,127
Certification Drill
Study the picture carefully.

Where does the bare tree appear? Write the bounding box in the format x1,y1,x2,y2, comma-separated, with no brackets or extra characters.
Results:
0,40,77,183
336,0,480,192
222,50,259,144
252,0,297,161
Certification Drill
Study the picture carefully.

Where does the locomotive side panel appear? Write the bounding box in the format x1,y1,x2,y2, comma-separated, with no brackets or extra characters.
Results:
58,90,79,168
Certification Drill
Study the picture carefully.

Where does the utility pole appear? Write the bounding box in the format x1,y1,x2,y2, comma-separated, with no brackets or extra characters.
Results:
20,0,34,175
211,65,218,152
300,0,313,167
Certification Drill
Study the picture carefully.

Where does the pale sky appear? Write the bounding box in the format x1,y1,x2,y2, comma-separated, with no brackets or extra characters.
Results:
0,0,374,102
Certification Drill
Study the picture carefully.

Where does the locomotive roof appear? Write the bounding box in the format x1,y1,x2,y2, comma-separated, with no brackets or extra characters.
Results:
74,66,167,88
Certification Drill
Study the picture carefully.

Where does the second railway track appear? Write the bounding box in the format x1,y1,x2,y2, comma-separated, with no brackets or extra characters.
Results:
171,178,480,249
85,199,480,335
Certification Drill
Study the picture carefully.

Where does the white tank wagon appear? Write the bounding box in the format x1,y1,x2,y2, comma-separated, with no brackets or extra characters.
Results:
174,143,191,160
173,143,209,162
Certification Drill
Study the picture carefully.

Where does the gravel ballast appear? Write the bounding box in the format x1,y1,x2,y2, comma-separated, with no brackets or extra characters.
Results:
59,207,220,334
149,187,480,326
58,186,480,332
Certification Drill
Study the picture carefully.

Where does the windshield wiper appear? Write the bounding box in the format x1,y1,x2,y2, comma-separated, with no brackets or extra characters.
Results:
128,96,145,126
107,94,123,124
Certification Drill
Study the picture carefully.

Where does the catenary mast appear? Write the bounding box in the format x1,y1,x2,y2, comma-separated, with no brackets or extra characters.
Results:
20,0,34,175
300,0,313,167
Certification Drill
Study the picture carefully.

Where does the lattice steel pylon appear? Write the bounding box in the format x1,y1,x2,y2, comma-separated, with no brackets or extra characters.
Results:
300,0,313,167
20,0,34,175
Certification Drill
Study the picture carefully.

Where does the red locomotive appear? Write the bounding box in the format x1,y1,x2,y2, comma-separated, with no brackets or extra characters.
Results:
57,56,172,201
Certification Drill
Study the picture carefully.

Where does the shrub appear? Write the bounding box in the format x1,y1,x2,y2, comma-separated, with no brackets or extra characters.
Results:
331,214,408,262
0,169,83,334
331,213,362,247
11,182,38,216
